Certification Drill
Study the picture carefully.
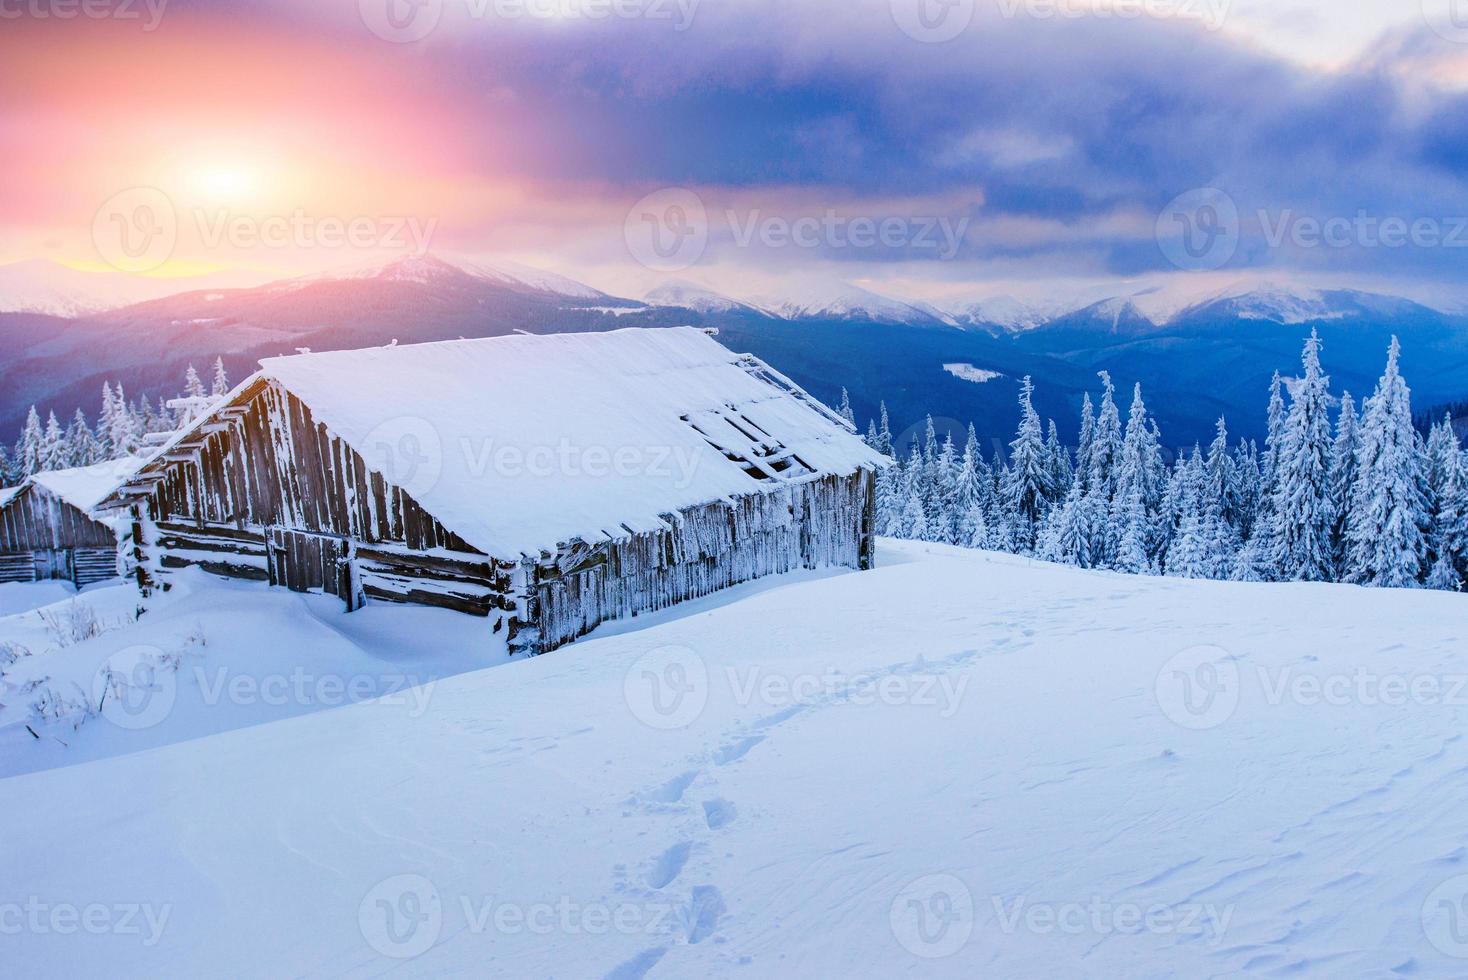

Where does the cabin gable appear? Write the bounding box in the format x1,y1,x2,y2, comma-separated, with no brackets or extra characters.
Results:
0,483,120,586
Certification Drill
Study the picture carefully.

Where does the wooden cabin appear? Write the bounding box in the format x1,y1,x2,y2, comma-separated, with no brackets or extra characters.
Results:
99,327,884,653
0,462,137,587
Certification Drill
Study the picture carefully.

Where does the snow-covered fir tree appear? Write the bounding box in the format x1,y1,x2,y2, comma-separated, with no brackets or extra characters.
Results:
211,357,230,398
1002,376,1052,549
40,411,67,473
184,364,206,399
1346,338,1427,588
1269,330,1335,581
865,330,1459,592
837,387,856,428
65,408,100,467
16,406,44,477
1327,393,1359,577
1425,416,1466,590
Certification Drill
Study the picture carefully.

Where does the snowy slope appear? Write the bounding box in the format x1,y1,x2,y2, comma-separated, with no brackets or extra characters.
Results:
0,570,504,778
0,260,251,317
5,541,1468,977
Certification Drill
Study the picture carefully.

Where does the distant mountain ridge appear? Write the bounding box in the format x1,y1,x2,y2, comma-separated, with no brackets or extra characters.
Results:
2,255,1466,453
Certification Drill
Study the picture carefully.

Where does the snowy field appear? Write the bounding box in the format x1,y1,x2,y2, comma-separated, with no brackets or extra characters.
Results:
4,541,1468,977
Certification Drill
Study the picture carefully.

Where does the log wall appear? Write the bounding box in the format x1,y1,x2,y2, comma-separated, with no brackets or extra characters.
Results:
526,469,876,652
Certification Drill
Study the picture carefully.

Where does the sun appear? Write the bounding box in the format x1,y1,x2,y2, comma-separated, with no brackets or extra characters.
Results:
192,165,261,205
199,167,257,200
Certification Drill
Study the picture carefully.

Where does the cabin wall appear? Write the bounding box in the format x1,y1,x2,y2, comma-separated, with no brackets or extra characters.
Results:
524,469,876,652
135,381,515,622
0,486,116,552
0,486,120,585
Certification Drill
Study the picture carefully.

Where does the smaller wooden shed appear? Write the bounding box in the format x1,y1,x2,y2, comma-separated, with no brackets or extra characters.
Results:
0,461,137,587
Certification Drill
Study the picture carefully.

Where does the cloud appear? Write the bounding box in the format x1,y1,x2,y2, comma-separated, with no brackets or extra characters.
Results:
7,0,1468,286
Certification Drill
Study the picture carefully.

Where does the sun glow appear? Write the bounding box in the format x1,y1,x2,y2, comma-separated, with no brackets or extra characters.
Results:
196,166,259,203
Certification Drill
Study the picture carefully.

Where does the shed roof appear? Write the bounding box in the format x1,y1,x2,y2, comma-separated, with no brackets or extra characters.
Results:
29,458,143,514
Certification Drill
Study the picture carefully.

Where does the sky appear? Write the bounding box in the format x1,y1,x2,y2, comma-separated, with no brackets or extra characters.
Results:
3,0,1468,304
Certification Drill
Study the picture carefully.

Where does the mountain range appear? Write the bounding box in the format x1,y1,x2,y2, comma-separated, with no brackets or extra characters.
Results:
3,256,1466,454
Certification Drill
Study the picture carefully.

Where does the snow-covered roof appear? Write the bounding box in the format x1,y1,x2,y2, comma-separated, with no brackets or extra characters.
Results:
118,328,883,558
257,327,882,557
28,458,143,514
0,485,21,509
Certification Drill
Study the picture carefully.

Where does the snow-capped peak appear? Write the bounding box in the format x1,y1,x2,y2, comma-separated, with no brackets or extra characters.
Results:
643,279,752,314
297,253,609,301
747,277,956,327
1176,280,1340,325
